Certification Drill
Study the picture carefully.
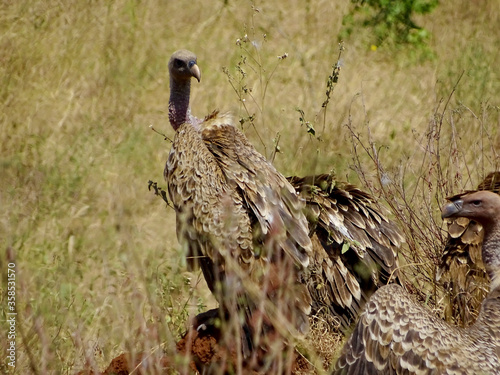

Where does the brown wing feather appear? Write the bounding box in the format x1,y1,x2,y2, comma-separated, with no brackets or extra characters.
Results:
167,124,403,333
166,121,254,272
289,174,403,328
334,284,500,375
166,112,313,337
201,113,312,267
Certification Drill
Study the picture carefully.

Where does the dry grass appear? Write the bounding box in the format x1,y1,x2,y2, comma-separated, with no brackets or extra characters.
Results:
0,0,499,373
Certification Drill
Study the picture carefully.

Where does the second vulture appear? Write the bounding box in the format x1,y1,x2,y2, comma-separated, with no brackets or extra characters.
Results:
438,171,500,326
164,50,403,341
333,190,500,375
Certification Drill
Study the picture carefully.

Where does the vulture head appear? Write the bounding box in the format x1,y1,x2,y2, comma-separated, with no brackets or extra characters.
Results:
168,49,201,83
441,190,500,233
168,50,201,129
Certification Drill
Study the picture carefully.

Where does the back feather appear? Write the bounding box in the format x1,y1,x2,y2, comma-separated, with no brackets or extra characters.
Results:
288,174,403,328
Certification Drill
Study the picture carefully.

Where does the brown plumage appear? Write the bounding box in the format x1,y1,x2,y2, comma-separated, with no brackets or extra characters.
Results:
166,50,312,338
333,190,500,375
289,175,402,328
438,171,500,326
164,50,403,338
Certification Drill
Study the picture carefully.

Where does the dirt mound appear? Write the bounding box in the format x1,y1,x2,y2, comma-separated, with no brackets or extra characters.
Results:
74,351,175,375
76,323,311,375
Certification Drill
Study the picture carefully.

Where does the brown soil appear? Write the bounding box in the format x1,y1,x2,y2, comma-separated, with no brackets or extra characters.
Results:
75,351,173,375
75,322,312,375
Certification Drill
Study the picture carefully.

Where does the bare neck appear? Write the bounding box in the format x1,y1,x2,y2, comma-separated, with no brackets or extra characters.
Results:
482,220,500,292
168,76,191,130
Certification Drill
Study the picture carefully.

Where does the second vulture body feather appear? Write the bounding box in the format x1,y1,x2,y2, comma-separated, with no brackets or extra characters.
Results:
164,50,403,337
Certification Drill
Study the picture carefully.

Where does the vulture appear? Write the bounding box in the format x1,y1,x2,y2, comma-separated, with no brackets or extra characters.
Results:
164,50,403,342
438,171,500,326
333,190,500,375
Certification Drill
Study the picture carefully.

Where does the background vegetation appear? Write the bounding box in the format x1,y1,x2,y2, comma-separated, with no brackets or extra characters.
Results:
1,0,499,373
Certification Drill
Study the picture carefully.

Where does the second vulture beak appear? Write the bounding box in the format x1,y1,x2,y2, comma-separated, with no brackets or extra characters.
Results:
441,199,464,219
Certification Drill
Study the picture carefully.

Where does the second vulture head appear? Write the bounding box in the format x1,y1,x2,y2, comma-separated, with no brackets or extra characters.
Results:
442,190,500,233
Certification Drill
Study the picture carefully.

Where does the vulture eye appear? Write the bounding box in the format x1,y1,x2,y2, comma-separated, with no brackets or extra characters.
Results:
471,200,482,206
173,59,184,68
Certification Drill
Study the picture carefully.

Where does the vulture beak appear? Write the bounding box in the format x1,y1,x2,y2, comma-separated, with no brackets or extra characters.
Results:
441,199,463,219
189,61,201,82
